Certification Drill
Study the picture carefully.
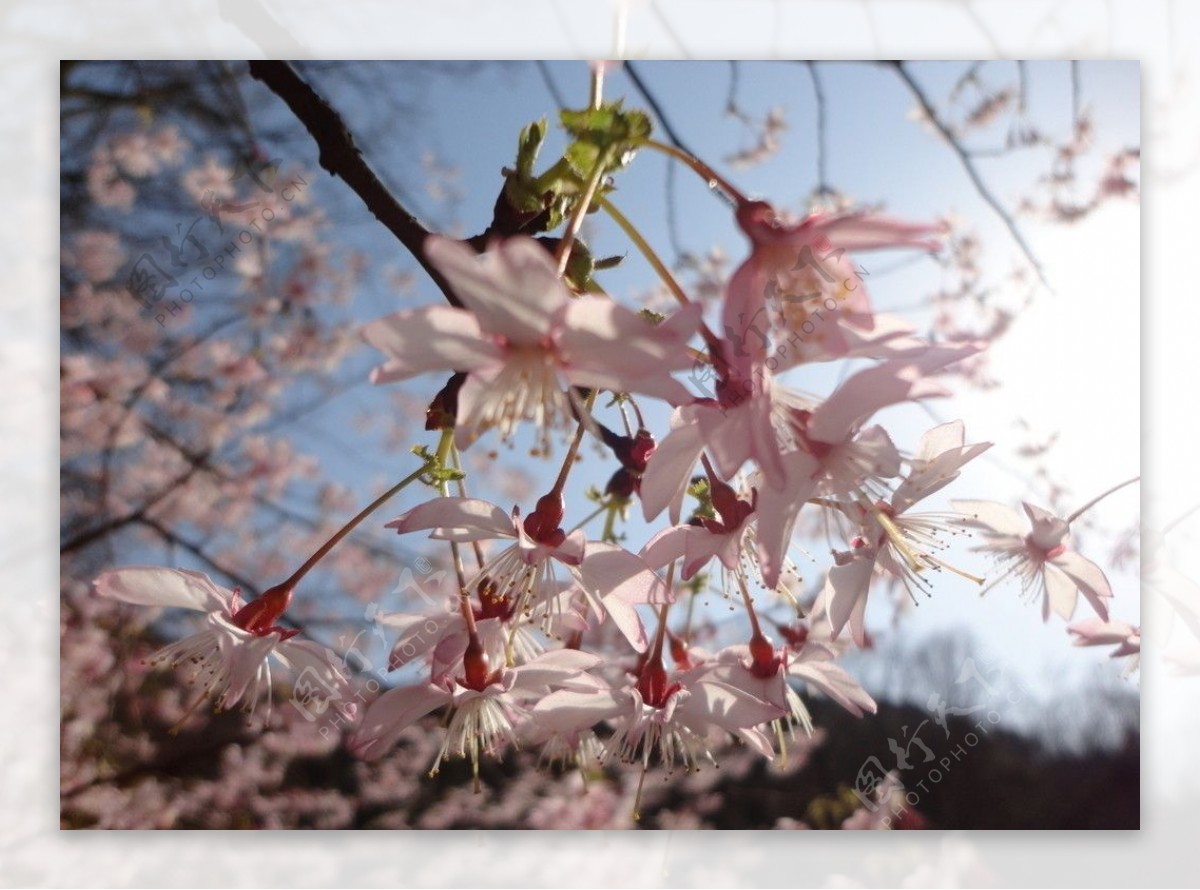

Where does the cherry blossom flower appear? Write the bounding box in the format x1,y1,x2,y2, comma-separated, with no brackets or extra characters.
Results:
93,567,352,722
530,659,784,814
386,495,667,651
362,236,701,447
694,638,877,760
349,648,603,787
752,345,981,589
1068,617,1140,676
953,500,1113,622
723,199,944,369
822,421,991,644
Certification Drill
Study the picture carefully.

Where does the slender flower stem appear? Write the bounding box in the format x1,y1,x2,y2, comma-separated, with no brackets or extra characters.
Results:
431,428,477,635
596,195,690,308
650,563,677,662
556,154,609,277
1067,475,1140,524
449,442,487,570
644,138,749,205
568,499,612,534
626,394,646,430
550,390,599,498
735,572,765,640
281,460,431,591
601,502,621,544
596,194,727,356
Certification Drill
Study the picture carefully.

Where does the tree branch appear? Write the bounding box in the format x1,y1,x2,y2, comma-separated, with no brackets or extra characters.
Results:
247,60,459,306
889,61,1051,290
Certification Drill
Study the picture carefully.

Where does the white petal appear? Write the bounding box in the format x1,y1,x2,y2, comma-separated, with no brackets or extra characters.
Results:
93,566,230,612
1051,550,1112,620
951,500,1027,537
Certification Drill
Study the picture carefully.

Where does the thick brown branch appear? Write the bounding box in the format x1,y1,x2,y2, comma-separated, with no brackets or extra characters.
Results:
247,60,459,305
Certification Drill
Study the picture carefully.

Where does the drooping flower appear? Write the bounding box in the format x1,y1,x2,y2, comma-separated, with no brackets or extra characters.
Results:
530,657,785,815
1068,617,1140,676
386,495,667,652
93,566,352,724
723,199,944,369
362,236,701,447
693,637,877,761
822,421,991,645
643,340,979,533
953,500,1113,622
349,648,602,788
752,345,981,590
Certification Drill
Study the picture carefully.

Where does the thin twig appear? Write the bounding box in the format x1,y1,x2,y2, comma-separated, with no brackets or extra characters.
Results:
890,62,1051,291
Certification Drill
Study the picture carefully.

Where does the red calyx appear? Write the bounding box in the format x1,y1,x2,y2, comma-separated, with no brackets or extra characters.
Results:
706,478,755,534
425,372,466,431
668,631,694,670
636,657,682,709
748,632,782,679
461,632,494,692
230,583,297,638
522,492,566,546
776,620,809,650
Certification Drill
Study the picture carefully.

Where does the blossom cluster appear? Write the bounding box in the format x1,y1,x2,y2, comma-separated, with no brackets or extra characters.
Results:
87,85,1135,817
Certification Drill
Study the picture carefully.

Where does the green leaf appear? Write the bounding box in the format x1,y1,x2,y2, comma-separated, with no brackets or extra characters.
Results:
515,118,547,177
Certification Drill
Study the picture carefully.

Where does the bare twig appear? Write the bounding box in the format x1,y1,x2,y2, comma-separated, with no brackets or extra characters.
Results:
804,61,831,195
890,61,1051,290
623,61,700,162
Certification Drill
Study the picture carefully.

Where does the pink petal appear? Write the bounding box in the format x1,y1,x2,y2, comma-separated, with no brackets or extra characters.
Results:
815,212,944,252
824,557,876,646
92,566,230,612
275,638,355,717
680,678,785,732
426,235,568,342
1042,563,1080,621
362,305,500,382
698,393,781,484
385,497,516,542
1050,549,1112,620
790,646,877,716
640,526,691,573
1068,617,1136,647
213,625,279,709
639,410,706,524
1023,502,1070,552
579,542,666,607
720,257,771,371
350,683,451,760
509,649,603,693
808,361,947,445
600,595,649,653
755,450,821,589
529,687,624,735
559,300,700,404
